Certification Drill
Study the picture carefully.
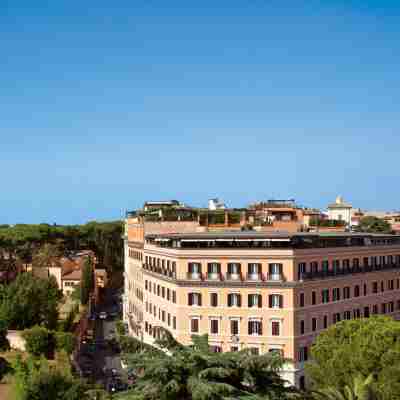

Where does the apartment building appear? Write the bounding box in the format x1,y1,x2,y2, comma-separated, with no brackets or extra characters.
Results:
123,206,400,388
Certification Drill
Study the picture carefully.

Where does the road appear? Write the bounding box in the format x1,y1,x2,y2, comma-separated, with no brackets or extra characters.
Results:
78,288,124,390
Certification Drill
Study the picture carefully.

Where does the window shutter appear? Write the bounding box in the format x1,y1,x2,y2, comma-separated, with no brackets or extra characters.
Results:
237,295,241,307
227,294,232,307
248,321,252,335
188,293,193,306
258,294,262,308
198,294,202,306
268,295,272,308
259,322,263,335
279,295,283,308
248,294,252,307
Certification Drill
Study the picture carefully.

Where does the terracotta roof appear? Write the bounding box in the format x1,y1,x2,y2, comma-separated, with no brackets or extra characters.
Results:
62,269,82,281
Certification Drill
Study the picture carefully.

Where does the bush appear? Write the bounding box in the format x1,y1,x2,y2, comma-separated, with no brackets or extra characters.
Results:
54,332,74,354
23,326,51,357
115,320,125,337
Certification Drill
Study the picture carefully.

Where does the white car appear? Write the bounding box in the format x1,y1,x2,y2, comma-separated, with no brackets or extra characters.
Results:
99,312,107,320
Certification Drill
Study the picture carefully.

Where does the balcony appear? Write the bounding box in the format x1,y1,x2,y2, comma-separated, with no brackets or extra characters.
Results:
247,273,261,281
300,263,400,281
206,272,221,281
267,273,283,282
226,273,242,281
187,272,202,280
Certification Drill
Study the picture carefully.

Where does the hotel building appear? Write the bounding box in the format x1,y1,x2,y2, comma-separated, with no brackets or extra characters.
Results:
123,208,400,388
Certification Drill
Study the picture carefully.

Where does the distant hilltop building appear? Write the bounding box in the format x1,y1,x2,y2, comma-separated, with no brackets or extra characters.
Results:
208,198,226,210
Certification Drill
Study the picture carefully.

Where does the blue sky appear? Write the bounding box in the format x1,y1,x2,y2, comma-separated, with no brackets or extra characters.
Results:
1,0,400,224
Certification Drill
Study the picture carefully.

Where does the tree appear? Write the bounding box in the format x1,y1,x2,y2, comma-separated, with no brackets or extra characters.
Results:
358,217,392,234
23,326,51,357
81,257,94,305
0,273,62,330
118,329,299,400
0,357,12,383
306,316,400,399
32,243,62,269
54,331,75,354
12,355,90,400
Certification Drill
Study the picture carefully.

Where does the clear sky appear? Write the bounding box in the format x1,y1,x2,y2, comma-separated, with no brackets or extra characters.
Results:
1,0,400,224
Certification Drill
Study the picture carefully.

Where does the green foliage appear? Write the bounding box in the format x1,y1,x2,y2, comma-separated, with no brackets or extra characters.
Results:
12,355,89,400
54,331,75,354
116,320,125,337
23,326,51,357
81,258,94,305
306,316,400,400
0,318,9,351
119,331,298,400
32,242,62,268
60,302,79,332
309,218,346,227
358,217,392,234
0,273,61,330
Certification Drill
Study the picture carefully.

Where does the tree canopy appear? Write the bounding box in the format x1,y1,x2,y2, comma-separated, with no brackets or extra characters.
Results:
357,217,392,234
306,316,400,400
0,273,62,330
118,329,300,400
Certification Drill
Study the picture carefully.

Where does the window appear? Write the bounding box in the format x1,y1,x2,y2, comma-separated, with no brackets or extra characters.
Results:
372,282,378,294
298,263,306,280
397,300,400,310
372,305,378,314
269,263,283,280
322,260,329,274
230,346,239,352
248,263,261,279
321,289,329,303
353,258,360,268
364,306,370,318
332,288,340,302
333,313,341,323
381,281,385,292
248,320,262,336
172,291,176,303
299,376,305,390
312,291,317,305
300,320,305,335
228,263,241,275
397,279,400,289
381,303,387,314
157,285,160,296
230,319,239,335
311,262,318,274
354,285,360,298
145,280,148,290
249,347,259,355
343,287,350,299
190,318,199,333
353,309,361,319
298,346,308,362
323,315,328,329
162,310,165,322
299,293,305,307
343,310,351,320
269,294,283,309
188,293,202,306
188,262,201,275
207,263,221,277
173,316,176,330
228,293,241,307
161,287,165,298
312,318,317,332
389,280,394,290
271,320,280,336
210,293,218,307
248,294,261,308
210,345,222,353
333,259,340,273
343,259,350,271
363,283,367,296
167,288,170,301
210,319,219,335
168,313,171,326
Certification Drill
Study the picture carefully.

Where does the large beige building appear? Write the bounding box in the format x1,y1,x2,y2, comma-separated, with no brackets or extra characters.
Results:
123,205,400,388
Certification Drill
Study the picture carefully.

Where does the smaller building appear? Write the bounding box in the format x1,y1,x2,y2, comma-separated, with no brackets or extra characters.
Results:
62,268,82,296
327,196,353,226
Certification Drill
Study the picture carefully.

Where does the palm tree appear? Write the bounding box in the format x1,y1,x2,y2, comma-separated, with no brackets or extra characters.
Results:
117,328,300,400
313,374,377,400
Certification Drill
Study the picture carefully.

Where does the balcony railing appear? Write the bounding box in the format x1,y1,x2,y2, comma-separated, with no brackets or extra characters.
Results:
267,273,283,281
206,272,221,281
226,272,242,281
300,263,400,281
187,272,202,280
247,273,261,281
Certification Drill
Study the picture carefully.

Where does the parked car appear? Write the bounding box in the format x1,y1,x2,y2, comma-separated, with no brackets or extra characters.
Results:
99,311,107,320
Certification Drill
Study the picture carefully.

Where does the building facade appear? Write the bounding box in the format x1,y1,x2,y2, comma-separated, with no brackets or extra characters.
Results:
123,215,400,388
